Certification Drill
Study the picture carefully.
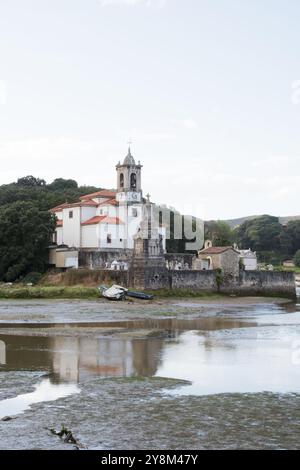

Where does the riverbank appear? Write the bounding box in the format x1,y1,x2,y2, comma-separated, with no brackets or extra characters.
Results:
0,285,296,300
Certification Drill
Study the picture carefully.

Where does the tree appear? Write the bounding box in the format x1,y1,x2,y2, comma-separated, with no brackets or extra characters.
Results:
234,215,281,252
294,250,300,267
17,175,46,187
284,221,300,255
48,178,78,191
0,202,55,281
205,221,233,246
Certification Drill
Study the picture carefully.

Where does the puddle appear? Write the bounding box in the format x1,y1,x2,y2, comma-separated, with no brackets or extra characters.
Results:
0,378,79,419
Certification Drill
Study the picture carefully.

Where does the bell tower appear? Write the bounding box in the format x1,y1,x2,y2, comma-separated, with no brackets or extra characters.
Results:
116,147,143,203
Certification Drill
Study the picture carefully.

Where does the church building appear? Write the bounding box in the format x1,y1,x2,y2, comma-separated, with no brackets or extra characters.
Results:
49,148,166,269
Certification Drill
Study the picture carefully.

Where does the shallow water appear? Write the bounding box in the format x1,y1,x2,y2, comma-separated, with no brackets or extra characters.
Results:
0,298,300,449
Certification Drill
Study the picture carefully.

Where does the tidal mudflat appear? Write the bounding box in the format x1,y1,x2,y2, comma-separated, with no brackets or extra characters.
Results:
0,297,299,449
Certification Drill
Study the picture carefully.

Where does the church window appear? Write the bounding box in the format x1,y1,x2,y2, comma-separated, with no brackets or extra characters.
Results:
69,211,73,219
132,208,138,217
107,234,112,244
130,173,137,190
120,173,124,188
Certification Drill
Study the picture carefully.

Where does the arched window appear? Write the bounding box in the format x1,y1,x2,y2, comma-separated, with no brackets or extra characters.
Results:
130,173,137,190
120,173,124,188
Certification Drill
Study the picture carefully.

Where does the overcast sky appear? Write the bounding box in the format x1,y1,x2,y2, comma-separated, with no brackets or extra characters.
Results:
0,0,300,219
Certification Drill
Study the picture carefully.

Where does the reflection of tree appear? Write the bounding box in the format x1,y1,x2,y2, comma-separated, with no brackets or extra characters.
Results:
0,339,6,365
0,335,52,370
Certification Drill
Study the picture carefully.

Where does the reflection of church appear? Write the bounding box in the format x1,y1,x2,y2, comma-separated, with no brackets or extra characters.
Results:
51,337,165,382
0,333,166,383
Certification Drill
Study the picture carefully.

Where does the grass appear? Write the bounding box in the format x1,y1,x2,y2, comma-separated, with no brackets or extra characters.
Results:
144,288,225,299
0,286,100,299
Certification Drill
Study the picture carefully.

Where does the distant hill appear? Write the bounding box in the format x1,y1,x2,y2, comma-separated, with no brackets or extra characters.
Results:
224,215,300,229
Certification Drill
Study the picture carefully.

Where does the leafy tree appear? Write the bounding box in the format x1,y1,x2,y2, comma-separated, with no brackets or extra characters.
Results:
294,250,300,267
234,215,281,252
48,178,78,191
17,176,46,187
205,221,233,246
283,221,300,255
0,202,55,281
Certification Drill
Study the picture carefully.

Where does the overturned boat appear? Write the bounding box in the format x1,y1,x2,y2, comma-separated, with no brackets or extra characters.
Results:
99,285,127,301
99,285,153,301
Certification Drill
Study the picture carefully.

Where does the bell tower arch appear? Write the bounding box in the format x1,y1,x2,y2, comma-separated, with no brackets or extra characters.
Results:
116,147,143,203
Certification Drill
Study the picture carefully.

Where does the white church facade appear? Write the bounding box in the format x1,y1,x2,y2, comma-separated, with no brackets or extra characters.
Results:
49,149,166,268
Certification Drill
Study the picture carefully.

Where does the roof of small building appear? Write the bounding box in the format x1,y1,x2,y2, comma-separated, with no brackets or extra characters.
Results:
56,220,63,227
199,246,239,255
81,215,124,226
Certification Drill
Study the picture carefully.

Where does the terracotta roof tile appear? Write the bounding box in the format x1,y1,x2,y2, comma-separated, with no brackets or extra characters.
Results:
80,189,117,200
98,198,118,207
81,215,124,226
200,246,237,255
50,200,98,212
81,216,107,226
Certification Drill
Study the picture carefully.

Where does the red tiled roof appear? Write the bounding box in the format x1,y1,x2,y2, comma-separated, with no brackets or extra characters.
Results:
200,246,238,255
50,200,98,212
98,198,118,207
80,189,117,200
81,216,106,226
56,220,63,227
103,217,124,225
50,202,70,213
81,215,124,226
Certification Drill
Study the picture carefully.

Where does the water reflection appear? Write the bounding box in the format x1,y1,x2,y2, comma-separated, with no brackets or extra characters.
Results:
0,335,165,383
157,330,300,395
1,300,300,397
0,340,5,365
0,379,79,419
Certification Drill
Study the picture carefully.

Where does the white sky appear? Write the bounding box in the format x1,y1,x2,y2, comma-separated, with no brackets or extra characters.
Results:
0,0,300,219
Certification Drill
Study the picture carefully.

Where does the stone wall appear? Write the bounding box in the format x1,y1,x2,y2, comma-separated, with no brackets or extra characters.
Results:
169,269,296,298
79,249,133,269
235,271,296,298
170,270,217,290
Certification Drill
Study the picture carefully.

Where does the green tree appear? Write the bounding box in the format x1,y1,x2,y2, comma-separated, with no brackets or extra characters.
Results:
205,220,233,246
0,201,55,281
48,178,78,191
294,250,300,267
17,175,46,187
234,215,281,252
284,221,300,255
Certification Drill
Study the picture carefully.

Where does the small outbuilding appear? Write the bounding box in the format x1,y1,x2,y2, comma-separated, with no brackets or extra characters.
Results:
198,246,240,275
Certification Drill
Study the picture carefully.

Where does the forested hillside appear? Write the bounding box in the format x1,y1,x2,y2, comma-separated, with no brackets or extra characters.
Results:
0,176,103,282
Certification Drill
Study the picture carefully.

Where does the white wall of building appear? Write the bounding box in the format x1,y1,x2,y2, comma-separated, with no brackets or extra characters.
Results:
62,207,81,247
99,223,126,249
56,227,63,245
81,206,96,223
82,225,99,248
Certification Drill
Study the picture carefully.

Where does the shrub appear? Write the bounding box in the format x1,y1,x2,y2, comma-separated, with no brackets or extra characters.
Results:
23,272,42,285
294,250,300,267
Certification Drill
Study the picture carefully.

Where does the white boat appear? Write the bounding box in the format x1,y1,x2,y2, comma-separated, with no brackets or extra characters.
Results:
99,285,128,301
99,284,154,301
